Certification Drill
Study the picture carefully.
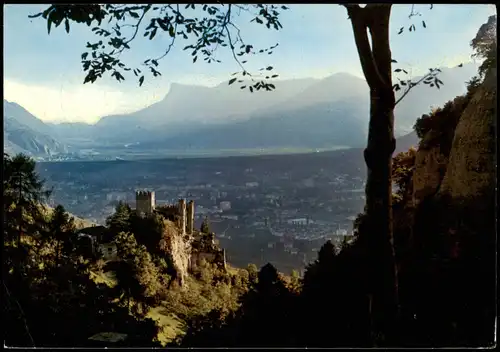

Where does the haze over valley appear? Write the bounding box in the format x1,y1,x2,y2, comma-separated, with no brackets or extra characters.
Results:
5,63,477,160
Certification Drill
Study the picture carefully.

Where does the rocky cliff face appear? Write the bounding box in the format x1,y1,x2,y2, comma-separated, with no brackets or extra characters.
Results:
412,131,450,206
412,68,496,207
410,67,496,260
160,221,226,288
161,221,193,287
438,68,497,199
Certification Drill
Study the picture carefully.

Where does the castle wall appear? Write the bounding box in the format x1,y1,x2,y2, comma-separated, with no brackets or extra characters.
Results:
178,199,186,235
187,200,195,235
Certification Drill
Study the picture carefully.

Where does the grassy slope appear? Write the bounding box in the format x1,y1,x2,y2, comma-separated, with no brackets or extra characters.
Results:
89,261,248,345
147,307,185,345
89,263,185,346
40,204,96,229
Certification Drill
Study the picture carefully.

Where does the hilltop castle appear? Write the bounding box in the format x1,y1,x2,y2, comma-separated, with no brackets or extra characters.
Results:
135,190,195,235
134,190,226,273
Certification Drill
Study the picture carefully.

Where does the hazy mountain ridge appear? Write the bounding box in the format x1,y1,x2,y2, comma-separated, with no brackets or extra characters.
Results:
7,64,478,155
91,64,478,148
4,100,54,136
141,98,370,150
4,101,68,156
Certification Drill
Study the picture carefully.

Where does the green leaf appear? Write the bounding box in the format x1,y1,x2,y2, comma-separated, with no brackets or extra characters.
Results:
157,19,169,31
228,78,237,85
149,28,157,40
422,20,426,28
193,56,197,63
266,66,273,71
81,52,88,60
169,26,175,37
47,18,52,34
394,68,402,73
249,86,254,93
129,11,139,19
65,19,70,33
391,59,398,63
139,76,144,87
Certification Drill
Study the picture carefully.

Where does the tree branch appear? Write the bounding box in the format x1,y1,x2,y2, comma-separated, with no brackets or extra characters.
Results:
154,4,179,61
225,23,249,76
344,5,382,90
366,4,393,90
395,71,435,106
124,5,150,46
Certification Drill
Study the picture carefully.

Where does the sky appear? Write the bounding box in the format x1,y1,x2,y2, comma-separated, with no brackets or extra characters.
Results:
3,4,496,124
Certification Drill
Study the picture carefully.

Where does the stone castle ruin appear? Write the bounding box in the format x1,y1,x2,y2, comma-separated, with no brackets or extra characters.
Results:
135,191,196,235
134,190,226,281
135,190,156,215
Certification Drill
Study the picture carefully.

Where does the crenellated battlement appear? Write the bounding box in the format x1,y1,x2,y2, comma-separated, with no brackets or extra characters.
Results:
134,190,196,236
135,190,155,215
136,190,154,196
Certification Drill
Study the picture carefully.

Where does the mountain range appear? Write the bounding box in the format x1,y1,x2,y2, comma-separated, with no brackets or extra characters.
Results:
3,101,67,156
4,63,477,157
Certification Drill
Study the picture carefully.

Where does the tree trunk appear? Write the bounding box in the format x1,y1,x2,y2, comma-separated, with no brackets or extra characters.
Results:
365,88,398,344
345,4,399,345
56,240,61,267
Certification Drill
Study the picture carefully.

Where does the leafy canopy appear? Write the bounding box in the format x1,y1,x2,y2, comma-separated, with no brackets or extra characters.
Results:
29,4,289,92
471,14,497,78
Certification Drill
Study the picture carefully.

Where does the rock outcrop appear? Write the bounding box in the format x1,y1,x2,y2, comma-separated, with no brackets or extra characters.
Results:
410,67,496,261
438,68,496,199
160,222,227,288
161,220,193,287
412,68,496,207
412,131,449,206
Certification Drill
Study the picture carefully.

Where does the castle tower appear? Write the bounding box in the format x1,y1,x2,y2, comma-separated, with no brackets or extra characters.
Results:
178,199,186,235
136,190,155,216
187,200,195,235
222,249,227,270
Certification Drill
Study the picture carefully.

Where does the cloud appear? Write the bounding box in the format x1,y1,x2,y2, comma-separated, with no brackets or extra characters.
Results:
3,79,162,124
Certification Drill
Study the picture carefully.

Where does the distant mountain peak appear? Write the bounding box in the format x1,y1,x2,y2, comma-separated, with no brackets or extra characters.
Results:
324,72,365,81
